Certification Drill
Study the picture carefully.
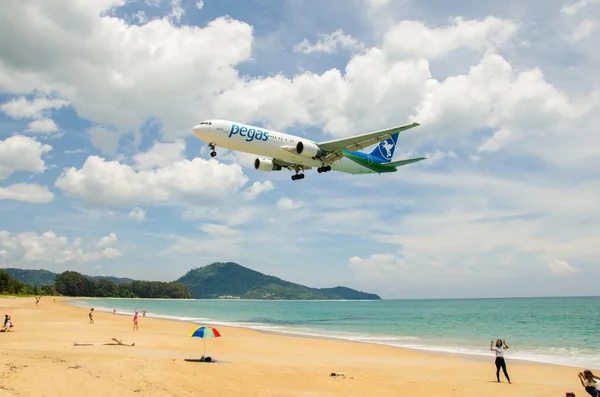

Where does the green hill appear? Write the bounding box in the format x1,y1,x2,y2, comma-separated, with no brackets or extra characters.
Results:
2,268,134,286
3,268,57,286
175,262,381,300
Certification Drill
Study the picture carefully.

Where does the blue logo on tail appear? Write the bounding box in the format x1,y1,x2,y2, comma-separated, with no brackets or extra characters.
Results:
368,133,399,163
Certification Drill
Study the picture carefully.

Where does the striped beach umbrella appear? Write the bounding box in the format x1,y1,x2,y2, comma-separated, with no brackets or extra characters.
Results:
189,326,221,356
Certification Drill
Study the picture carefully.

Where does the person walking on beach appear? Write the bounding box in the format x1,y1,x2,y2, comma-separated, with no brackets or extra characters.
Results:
578,370,600,396
490,339,511,383
133,310,139,331
89,308,94,324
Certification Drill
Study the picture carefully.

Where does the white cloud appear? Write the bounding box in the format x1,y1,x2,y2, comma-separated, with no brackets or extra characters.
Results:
135,11,147,24
547,259,582,275
96,232,118,248
422,150,457,164
54,154,249,207
0,1,254,144
213,16,569,160
568,19,600,42
382,17,519,60
25,118,60,133
293,29,365,54
276,197,304,210
132,139,185,170
167,0,184,23
0,135,52,181
243,180,274,200
0,230,121,265
0,96,69,119
129,207,145,221
561,0,600,15
0,183,54,203
64,148,87,154
195,0,204,9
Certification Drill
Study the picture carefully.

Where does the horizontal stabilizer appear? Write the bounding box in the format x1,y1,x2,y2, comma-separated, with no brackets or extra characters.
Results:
382,157,426,168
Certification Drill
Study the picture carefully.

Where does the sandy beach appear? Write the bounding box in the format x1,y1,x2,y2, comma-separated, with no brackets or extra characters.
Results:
0,296,592,396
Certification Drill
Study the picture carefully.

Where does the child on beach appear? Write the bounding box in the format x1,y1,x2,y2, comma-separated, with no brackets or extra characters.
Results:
490,339,511,383
578,370,600,396
133,310,139,330
1,313,13,332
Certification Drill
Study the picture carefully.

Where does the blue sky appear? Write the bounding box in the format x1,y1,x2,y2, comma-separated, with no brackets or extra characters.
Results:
1,0,599,299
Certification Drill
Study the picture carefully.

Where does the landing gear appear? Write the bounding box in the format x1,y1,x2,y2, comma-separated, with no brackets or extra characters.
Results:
291,166,305,181
208,142,217,157
317,165,332,173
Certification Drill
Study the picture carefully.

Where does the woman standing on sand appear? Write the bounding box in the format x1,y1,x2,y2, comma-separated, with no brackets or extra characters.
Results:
89,308,94,324
490,339,511,383
133,310,139,330
578,370,600,396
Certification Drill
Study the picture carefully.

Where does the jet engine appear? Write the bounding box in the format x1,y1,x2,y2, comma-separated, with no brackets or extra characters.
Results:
295,140,323,158
254,158,282,172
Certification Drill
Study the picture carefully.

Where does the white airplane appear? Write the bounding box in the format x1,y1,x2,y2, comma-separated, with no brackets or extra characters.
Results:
192,120,426,181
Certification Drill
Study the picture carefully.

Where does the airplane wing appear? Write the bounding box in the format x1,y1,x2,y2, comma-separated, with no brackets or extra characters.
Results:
380,157,427,168
317,122,420,164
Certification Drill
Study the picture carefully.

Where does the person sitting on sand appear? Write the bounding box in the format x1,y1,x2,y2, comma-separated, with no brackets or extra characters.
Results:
133,310,139,330
579,370,600,396
490,339,511,383
1,313,13,332
89,308,94,324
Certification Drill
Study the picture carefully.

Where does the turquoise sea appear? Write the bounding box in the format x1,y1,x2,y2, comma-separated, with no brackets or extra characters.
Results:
69,296,600,369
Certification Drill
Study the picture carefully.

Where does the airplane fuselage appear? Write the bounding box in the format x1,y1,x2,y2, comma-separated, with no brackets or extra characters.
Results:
192,119,378,174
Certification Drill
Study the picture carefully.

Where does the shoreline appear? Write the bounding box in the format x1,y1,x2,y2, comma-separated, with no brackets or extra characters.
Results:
66,297,595,371
1,296,591,396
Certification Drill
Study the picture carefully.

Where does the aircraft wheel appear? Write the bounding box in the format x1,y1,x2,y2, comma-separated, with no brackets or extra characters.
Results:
210,151,217,157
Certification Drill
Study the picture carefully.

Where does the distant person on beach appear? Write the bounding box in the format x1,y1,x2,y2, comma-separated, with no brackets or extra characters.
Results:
35,297,39,306
89,308,94,324
490,339,511,383
578,370,600,396
113,309,116,315
142,308,146,317
133,310,139,330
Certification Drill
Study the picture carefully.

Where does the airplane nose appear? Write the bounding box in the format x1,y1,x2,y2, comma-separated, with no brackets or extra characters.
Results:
192,124,204,137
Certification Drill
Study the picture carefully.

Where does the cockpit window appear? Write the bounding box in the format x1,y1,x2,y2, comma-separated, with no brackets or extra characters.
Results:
199,121,212,125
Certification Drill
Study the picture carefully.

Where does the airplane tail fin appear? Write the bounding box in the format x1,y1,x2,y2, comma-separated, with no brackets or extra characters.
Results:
367,132,400,163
